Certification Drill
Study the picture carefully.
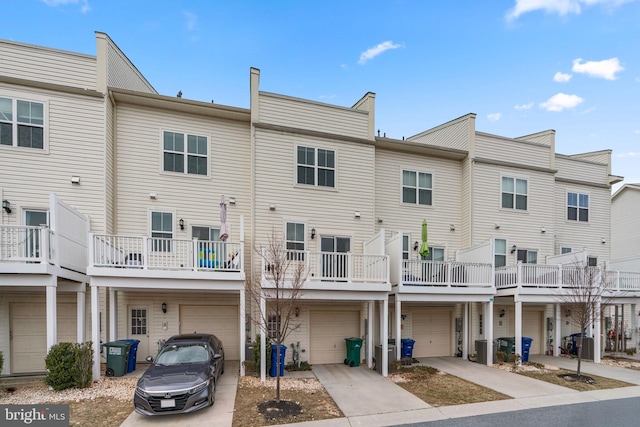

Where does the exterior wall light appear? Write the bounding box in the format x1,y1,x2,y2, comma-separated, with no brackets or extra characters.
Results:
2,199,11,214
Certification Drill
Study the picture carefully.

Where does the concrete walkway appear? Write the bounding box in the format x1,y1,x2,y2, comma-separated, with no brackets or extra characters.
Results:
119,361,238,427
530,355,640,385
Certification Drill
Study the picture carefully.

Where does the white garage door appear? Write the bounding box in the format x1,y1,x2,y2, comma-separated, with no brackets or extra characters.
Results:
411,308,452,357
523,311,543,355
180,305,239,360
310,311,360,364
10,302,77,373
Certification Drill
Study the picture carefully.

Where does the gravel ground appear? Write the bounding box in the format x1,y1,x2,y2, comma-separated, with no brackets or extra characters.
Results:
0,377,138,404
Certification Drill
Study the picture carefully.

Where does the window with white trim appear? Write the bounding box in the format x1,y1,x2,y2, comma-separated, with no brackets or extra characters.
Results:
151,211,173,252
587,256,597,267
285,222,305,251
163,131,208,175
402,170,432,205
192,226,221,242
0,96,45,149
501,176,527,210
296,146,335,187
517,249,538,264
495,239,507,268
421,247,445,261
402,235,410,260
561,247,572,254
567,192,589,222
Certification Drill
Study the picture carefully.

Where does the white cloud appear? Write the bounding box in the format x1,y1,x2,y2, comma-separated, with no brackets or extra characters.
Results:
515,102,534,110
358,41,401,65
487,113,502,121
539,93,584,111
554,72,572,82
616,152,640,158
506,0,633,22
572,57,624,80
319,94,337,100
42,0,89,13
183,11,198,30
635,130,640,134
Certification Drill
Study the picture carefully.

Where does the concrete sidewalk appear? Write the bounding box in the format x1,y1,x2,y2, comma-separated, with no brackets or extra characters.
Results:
530,355,640,385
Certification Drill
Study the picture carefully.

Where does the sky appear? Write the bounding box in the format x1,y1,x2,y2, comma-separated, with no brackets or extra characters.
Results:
2,0,639,192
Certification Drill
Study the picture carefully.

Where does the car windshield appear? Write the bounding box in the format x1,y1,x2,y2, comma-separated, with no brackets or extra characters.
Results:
155,343,209,365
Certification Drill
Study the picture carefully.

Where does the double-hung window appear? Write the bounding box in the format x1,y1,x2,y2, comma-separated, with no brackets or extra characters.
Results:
0,97,45,149
151,211,173,252
567,192,589,222
501,177,527,210
297,146,335,187
495,239,507,268
163,131,208,175
286,222,305,260
402,170,432,205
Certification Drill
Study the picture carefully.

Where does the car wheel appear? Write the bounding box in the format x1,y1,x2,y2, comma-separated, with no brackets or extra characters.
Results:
208,381,216,407
105,368,115,377
221,362,225,375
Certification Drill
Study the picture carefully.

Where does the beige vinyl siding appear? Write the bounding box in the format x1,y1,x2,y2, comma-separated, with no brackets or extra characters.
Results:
258,93,370,139
407,115,473,151
475,134,552,169
114,104,251,242
569,151,611,166
374,148,463,255
0,40,96,90
611,187,640,259
516,130,554,147
555,155,608,184
105,97,115,234
471,163,555,259
461,158,472,247
105,38,155,93
554,181,611,261
253,127,375,255
0,86,107,230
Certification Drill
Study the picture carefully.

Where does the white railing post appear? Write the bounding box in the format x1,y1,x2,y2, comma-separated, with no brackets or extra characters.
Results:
88,233,95,267
348,253,353,283
142,236,149,269
40,227,49,264
447,262,453,287
517,262,522,289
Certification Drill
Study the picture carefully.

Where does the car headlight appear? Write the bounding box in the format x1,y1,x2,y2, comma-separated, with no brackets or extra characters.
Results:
135,387,149,398
189,380,210,395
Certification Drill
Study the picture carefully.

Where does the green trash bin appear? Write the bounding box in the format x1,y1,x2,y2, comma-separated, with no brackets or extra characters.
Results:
103,341,131,377
344,337,363,367
497,337,515,358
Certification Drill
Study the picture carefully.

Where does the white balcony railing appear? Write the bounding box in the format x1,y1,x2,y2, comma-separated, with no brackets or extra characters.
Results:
402,260,493,287
261,250,388,284
90,234,242,272
0,225,52,264
495,263,640,292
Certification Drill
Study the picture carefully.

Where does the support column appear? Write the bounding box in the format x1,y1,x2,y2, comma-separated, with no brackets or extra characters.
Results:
484,299,494,365
109,288,117,341
462,303,469,359
395,296,402,360
239,289,246,376
367,300,374,369
631,304,637,352
554,304,561,357
77,287,86,343
594,299,602,363
91,285,100,381
46,282,57,351
260,294,266,382
382,295,389,377
515,299,522,364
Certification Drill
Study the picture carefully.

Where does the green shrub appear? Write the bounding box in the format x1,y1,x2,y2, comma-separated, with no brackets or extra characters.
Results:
45,341,94,391
285,361,312,371
496,351,506,363
252,334,272,374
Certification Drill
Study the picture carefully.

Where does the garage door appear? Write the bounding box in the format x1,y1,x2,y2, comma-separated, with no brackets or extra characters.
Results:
310,311,359,364
10,302,77,373
523,311,543,355
180,305,239,360
411,308,452,357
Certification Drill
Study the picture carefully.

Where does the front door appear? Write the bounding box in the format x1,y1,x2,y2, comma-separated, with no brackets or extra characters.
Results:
320,236,350,280
24,210,48,258
129,306,150,360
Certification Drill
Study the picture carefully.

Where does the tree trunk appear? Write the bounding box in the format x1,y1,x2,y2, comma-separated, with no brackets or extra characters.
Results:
276,342,281,402
576,334,582,377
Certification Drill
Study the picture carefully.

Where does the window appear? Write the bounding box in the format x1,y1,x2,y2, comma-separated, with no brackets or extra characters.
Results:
495,239,507,268
517,249,538,264
163,131,208,175
296,146,335,187
267,314,281,340
561,247,572,254
25,210,48,257
192,226,221,242
285,222,305,251
501,177,527,210
479,314,483,335
402,170,432,205
0,97,44,149
587,256,598,267
130,309,147,335
567,192,589,222
151,211,173,251
402,235,410,260
421,247,445,261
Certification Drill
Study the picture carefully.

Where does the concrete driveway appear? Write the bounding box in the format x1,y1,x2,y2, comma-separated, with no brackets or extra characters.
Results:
119,361,238,427
530,355,640,385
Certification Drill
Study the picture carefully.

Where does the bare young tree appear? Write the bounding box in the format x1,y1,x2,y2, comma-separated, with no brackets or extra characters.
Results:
246,229,308,402
556,264,614,376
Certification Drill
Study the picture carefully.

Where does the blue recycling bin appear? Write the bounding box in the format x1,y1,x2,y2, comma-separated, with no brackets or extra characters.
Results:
118,339,140,373
401,338,415,359
270,344,287,377
569,333,587,355
521,337,533,362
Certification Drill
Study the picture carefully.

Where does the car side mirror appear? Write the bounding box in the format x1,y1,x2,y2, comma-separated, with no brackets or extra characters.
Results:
213,353,222,360
146,355,153,362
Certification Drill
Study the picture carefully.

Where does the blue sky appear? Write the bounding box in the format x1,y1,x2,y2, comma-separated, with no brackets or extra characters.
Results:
2,0,639,191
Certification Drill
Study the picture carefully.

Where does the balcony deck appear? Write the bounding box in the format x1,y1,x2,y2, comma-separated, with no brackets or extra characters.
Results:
394,260,495,296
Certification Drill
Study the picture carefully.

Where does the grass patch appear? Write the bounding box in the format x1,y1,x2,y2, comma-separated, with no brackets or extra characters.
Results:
517,368,635,391
391,365,511,407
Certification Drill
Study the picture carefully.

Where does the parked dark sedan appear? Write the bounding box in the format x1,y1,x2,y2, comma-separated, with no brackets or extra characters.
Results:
134,333,225,416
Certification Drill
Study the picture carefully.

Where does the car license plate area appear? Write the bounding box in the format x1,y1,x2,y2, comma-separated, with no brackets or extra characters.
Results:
160,398,176,408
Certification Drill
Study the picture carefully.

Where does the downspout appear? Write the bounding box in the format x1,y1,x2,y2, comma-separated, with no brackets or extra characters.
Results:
108,90,118,234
